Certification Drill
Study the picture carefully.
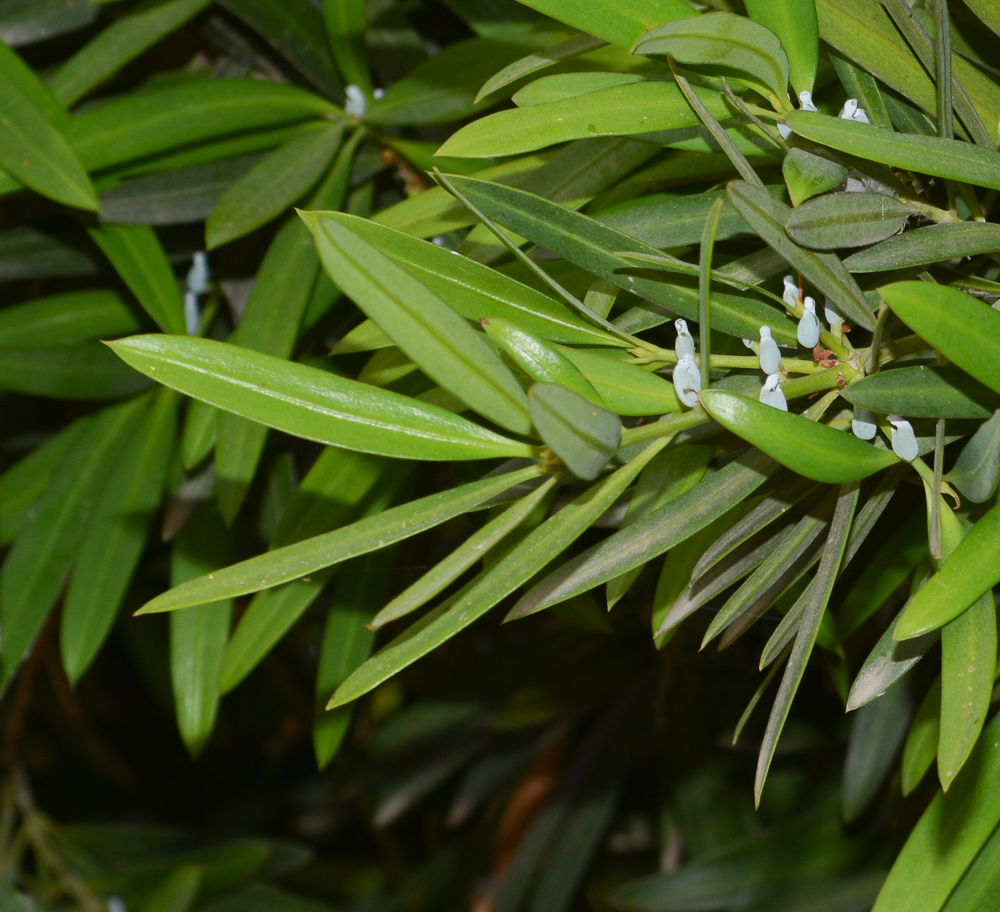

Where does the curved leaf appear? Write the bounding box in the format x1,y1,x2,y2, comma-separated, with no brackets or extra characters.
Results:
844,223,1000,273
745,0,818,95
528,383,621,480
842,366,1000,419
785,191,912,250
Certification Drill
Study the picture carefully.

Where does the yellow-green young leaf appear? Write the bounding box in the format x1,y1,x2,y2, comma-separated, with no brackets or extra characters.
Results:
510,0,696,48
110,335,534,462
902,677,940,796
135,464,543,614
564,348,683,416
325,214,623,347
895,500,1000,639
699,390,899,483
169,506,233,756
436,79,731,158
727,181,875,330
872,711,1000,912
880,282,1000,396
444,174,799,344
634,13,789,104
323,0,371,96
745,0,818,95
528,383,621,480
782,149,848,207
206,123,343,249
303,211,532,436
0,67,96,209
785,191,913,250
0,40,66,125
513,72,643,106
965,0,1000,36
0,290,141,349
842,366,1000,420
48,0,212,108
88,224,186,335
482,318,604,406
940,824,1000,912
845,223,1000,273
785,111,1000,191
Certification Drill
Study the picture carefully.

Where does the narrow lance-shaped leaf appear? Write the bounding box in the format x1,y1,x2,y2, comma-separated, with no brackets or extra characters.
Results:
528,383,621,480
508,0,696,49
110,335,534,462
755,482,859,805
634,12,790,103
845,223,1000,273
744,0,818,95
0,66,97,209
842,366,1000,420
323,0,371,96
699,390,899,484
881,281,1000,397
136,464,544,614
476,33,606,102
785,192,913,250
303,211,533,436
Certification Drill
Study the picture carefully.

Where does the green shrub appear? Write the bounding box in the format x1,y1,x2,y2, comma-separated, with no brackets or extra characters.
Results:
1,0,1000,909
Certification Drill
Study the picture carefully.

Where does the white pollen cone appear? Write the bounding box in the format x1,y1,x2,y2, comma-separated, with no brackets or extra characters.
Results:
797,296,821,349
759,373,787,411
823,296,843,329
673,354,701,408
758,325,781,375
798,90,818,113
674,318,696,360
888,415,918,462
782,275,800,310
852,406,877,440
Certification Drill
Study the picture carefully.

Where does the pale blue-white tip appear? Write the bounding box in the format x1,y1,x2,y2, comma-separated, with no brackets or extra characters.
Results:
782,275,800,310
823,296,842,327
759,373,787,411
758,326,781,375
852,406,877,440
778,122,793,140
186,251,209,297
672,354,701,408
184,291,200,336
797,297,821,349
674,318,696,359
345,84,367,117
798,91,818,113
888,415,918,462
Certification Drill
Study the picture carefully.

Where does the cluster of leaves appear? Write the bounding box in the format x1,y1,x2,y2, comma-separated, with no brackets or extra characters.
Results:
3,0,1000,909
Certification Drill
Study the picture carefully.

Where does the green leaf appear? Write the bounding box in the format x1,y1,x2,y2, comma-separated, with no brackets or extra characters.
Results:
946,410,1000,503
371,478,555,629
66,80,338,176
727,180,875,330
528,383,621,480
509,449,778,619
880,281,1000,397
785,191,913,250
437,79,732,159
476,32,606,101
509,0,695,48
169,506,233,756
785,111,1000,191
0,39,66,124
325,214,625,347
88,224,186,335
827,47,892,130
0,0,100,46
0,398,146,687
902,677,940,796
0,342,150,399
872,711,1000,912
314,551,386,769
700,390,899,483
842,366,1000,419
482,318,604,406
782,149,848,207
182,398,217,469
330,440,667,707
844,223,1000,273
60,389,178,684
634,13,790,103
896,499,1000,639
0,289,141,349
323,0,371,95
0,64,97,209
842,676,911,821
206,123,343,249
137,464,543,613
110,335,534,461
444,174,799,344
939,821,1000,912
48,0,212,108
304,211,532,435
218,0,343,97
964,0,1000,36
756,482,858,804
745,0,818,95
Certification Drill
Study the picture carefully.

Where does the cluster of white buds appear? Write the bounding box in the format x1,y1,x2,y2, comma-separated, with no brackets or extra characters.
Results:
672,318,701,407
